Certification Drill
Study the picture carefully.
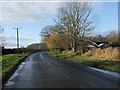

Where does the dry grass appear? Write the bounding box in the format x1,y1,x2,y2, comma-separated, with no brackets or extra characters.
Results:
49,51,120,72
83,47,120,61
62,50,75,55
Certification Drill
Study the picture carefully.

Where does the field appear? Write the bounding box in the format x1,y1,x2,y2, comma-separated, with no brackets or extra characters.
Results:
49,51,120,72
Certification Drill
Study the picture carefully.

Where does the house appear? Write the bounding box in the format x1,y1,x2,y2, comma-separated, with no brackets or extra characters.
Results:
87,45,96,50
87,40,109,50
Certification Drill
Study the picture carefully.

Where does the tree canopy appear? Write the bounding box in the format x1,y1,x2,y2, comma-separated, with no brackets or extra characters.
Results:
40,2,95,53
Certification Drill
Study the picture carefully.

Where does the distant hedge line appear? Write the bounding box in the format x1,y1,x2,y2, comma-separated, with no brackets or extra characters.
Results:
2,48,45,55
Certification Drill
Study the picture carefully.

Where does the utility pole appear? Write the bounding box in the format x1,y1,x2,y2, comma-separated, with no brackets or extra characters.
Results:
13,27,22,50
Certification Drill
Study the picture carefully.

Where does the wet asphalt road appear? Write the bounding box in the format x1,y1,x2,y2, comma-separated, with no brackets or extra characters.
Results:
4,52,119,88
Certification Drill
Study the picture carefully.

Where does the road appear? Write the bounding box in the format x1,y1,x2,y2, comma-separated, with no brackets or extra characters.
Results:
4,52,119,88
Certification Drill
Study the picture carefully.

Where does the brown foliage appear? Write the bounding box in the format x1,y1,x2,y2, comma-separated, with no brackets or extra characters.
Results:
44,33,70,50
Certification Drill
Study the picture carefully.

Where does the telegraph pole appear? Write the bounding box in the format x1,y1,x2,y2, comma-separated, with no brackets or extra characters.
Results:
13,27,22,50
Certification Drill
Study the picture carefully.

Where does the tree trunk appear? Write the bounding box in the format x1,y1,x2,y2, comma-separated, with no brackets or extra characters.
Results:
70,41,76,52
72,47,75,52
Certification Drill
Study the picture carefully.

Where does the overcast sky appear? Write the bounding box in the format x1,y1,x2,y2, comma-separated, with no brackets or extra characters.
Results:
0,0,118,48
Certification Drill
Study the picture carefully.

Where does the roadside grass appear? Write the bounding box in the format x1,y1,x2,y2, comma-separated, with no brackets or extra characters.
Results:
48,51,120,72
1,53,30,80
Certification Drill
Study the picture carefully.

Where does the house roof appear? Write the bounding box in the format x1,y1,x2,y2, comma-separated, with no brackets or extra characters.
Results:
87,40,108,48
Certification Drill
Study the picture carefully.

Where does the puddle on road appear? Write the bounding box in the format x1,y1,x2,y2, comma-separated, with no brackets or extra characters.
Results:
89,67,120,79
5,81,15,87
9,73,19,81
5,61,28,87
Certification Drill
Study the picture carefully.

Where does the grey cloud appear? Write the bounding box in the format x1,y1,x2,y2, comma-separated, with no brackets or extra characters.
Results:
5,43,16,48
5,36,34,48
0,0,119,1
1,2,61,23
0,0,69,2
5,36,32,41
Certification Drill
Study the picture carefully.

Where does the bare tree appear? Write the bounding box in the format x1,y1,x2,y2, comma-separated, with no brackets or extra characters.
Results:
106,30,119,46
0,26,5,56
41,25,55,38
55,2,95,52
0,26,5,47
40,25,63,38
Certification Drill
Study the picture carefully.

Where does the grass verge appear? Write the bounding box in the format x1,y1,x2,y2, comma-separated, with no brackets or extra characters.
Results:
49,51,120,72
1,53,30,85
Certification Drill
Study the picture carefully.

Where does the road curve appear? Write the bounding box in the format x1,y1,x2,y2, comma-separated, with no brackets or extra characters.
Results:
4,52,119,88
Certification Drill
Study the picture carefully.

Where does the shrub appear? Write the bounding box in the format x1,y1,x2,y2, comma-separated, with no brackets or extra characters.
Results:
83,47,120,61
